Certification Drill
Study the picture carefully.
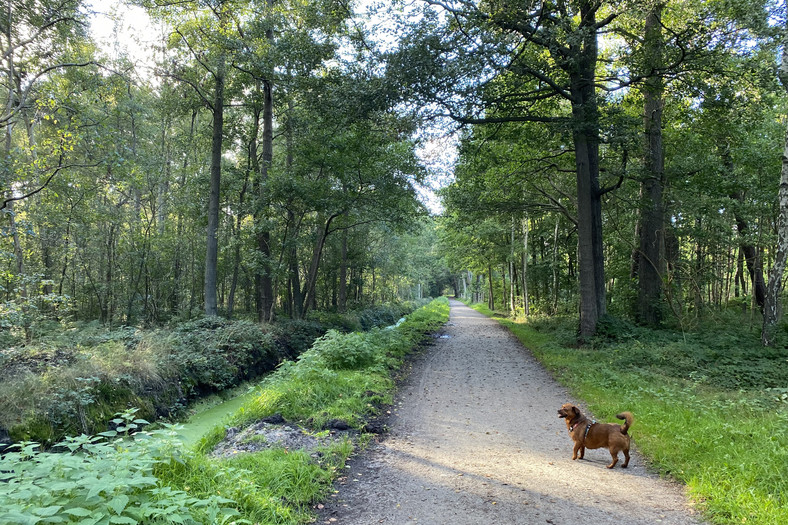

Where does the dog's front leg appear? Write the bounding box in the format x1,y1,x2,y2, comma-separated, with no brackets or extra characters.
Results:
572,442,583,460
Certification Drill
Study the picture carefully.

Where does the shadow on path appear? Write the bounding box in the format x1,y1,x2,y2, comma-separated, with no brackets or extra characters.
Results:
317,299,705,525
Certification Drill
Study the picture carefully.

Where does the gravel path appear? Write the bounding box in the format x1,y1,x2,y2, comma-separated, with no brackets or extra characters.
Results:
317,299,705,525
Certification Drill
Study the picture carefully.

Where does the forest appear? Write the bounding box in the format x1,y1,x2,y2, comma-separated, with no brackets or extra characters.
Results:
1,0,453,343
2,0,788,346
3,1,788,524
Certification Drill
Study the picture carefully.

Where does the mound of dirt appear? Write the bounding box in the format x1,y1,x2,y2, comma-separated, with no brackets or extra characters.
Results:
211,418,356,458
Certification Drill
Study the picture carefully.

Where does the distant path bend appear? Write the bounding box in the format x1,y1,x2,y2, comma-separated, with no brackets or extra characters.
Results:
318,299,704,524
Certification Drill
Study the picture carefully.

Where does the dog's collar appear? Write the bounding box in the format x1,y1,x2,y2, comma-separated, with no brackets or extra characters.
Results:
569,420,597,435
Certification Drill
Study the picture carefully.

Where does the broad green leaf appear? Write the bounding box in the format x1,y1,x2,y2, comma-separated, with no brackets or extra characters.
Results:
33,506,62,517
107,495,129,515
108,517,137,525
63,508,92,517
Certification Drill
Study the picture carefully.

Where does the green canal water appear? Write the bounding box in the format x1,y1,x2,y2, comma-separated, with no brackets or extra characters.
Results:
175,382,261,447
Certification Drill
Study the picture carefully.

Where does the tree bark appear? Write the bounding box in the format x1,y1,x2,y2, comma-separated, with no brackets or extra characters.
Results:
299,215,337,317
570,0,606,341
636,3,666,326
487,264,495,310
522,217,530,316
204,53,225,317
763,15,788,344
255,77,275,322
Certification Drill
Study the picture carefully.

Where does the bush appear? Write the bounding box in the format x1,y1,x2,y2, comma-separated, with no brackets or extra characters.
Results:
162,318,279,395
0,301,426,448
270,319,326,359
312,330,381,371
199,297,450,445
0,411,239,525
357,304,407,331
305,311,363,333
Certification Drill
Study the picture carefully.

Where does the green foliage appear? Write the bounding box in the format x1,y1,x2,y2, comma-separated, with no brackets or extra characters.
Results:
164,318,279,392
311,329,393,371
269,319,326,359
0,318,280,445
474,305,788,525
357,304,409,331
0,411,239,525
0,300,426,446
305,311,363,333
197,298,449,451
157,442,352,525
174,298,449,523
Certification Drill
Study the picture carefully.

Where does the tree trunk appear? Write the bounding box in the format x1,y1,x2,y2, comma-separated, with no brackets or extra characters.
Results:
763,18,788,345
522,217,530,316
299,216,337,317
3,3,26,304
487,265,495,310
290,247,304,318
204,54,225,317
255,77,275,322
228,175,248,319
569,1,605,341
339,229,348,311
552,216,560,314
636,3,666,326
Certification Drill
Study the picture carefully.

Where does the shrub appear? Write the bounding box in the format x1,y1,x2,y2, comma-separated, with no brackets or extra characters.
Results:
0,411,239,525
311,330,381,371
357,304,406,331
161,318,279,394
305,311,363,333
270,319,326,359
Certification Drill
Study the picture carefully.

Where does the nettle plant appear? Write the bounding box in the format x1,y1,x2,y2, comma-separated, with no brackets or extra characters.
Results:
0,409,241,525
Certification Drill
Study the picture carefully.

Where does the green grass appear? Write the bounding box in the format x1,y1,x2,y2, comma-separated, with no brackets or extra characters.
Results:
155,442,353,524
466,302,788,525
162,297,451,523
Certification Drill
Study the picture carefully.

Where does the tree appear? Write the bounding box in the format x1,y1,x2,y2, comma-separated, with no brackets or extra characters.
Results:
763,3,788,346
388,0,632,338
141,0,245,317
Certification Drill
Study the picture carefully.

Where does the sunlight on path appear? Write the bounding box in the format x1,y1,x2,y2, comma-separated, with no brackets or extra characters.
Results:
318,299,705,525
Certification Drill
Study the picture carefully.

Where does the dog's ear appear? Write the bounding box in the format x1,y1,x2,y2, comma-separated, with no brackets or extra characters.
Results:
571,406,579,416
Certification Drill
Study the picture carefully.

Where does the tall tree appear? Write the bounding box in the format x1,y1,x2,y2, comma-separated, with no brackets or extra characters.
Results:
388,0,629,338
763,3,788,346
636,2,667,326
141,0,241,316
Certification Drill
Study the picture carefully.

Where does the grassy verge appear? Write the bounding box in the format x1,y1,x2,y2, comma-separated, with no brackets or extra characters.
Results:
158,297,451,524
465,302,788,525
0,302,426,446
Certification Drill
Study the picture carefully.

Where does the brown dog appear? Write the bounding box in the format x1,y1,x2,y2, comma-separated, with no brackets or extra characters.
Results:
557,403,633,468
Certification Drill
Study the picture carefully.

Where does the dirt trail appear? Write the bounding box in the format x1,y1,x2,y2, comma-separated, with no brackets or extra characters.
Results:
317,299,705,525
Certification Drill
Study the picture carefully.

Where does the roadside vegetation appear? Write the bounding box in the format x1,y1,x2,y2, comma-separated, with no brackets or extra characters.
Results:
466,302,788,525
0,298,450,525
0,303,417,447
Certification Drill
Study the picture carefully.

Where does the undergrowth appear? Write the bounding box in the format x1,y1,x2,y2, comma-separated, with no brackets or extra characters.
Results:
468,302,788,525
0,301,426,446
0,298,449,524
162,297,450,523
0,410,240,525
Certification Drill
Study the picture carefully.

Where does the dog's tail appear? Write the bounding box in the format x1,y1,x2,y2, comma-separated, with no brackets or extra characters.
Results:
616,411,633,434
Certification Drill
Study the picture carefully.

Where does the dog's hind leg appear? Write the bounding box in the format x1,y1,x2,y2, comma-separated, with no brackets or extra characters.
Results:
606,451,619,469
622,448,630,468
